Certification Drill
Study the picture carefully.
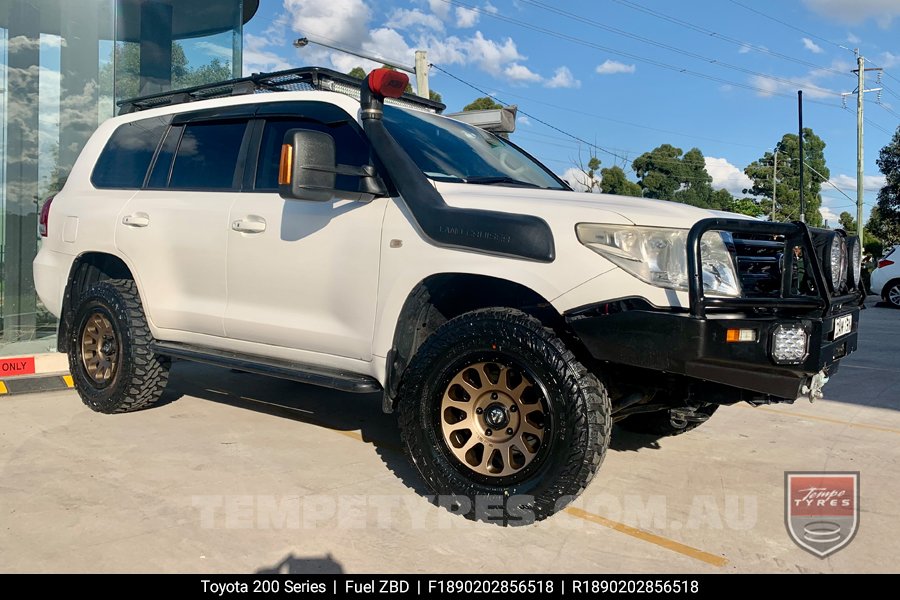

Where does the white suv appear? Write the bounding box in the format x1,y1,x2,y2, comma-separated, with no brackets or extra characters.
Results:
871,245,900,308
34,67,866,523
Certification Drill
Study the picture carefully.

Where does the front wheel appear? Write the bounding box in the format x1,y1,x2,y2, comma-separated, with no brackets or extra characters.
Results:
69,279,170,413
398,308,611,524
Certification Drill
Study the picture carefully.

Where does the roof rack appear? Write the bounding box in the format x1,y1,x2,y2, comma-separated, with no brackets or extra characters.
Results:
117,66,446,115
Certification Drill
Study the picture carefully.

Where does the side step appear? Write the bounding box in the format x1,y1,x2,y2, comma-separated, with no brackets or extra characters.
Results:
149,341,382,394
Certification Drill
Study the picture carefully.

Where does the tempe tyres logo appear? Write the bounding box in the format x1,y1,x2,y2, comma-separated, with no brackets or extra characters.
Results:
785,471,859,558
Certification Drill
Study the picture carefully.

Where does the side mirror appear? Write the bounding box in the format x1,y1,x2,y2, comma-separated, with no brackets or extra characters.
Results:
278,129,387,202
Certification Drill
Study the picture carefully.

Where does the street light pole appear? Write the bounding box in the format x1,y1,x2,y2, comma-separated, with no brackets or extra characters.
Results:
293,37,416,74
293,37,430,99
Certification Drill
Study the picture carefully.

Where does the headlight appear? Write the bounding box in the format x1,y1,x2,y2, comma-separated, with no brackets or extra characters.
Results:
846,235,862,288
575,224,741,297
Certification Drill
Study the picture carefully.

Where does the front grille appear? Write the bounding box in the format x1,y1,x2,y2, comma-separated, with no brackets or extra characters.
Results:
732,234,785,298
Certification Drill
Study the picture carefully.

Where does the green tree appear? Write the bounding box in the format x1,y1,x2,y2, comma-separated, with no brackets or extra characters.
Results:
838,211,857,232
744,129,827,226
463,96,504,111
101,42,232,100
874,124,900,242
347,66,367,79
866,206,900,246
599,165,641,196
632,144,683,200
729,197,765,218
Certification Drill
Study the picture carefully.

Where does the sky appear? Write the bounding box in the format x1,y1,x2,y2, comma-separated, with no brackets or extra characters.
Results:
239,0,900,226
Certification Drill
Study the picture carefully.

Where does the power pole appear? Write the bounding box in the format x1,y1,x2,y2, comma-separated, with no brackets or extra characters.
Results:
798,91,805,224
771,149,778,221
415,51,429,100
842,50,882,242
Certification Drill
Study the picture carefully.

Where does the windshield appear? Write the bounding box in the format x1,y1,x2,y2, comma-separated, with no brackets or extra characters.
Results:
382,106,567,190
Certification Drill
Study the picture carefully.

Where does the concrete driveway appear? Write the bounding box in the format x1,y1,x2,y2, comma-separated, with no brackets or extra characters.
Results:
1,300,898,573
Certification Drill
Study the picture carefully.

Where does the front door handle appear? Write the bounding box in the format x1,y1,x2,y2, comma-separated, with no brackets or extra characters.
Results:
122,213,150,227
231,217,267,234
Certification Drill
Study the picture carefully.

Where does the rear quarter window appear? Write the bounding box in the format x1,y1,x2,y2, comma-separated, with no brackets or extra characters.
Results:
91,116,170,189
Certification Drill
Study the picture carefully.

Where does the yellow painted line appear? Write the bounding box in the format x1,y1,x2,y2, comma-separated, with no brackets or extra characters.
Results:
564,507,728,567
328,421,726,567
746,405,900,435
0,381,7,394
63,375,74,388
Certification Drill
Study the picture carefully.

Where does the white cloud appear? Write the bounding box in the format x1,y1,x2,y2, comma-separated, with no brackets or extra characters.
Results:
463,31,525,75
518,115,531,126
504,62,542,83
704,157,754,196
738,45,752,54
545,66,581,89
242,34,293,76
483,2,499,14
195,41,233,61
881,51,900,68
428,0,451,20
802,37,824,54
819,205,841,225
390,8,444,32
455,7,480,28
829,173,886,191
595,60,635,75
749,56,847,100
275,1,542,84
284,0,371,47
847,32,861,44
803,0,900,27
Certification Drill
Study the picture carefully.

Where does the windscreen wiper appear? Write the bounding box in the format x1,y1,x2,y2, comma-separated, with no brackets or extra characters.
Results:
463,176,543,188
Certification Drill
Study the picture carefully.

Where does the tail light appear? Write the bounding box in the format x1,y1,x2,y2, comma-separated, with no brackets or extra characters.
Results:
39,194,55,237
878,259,895,269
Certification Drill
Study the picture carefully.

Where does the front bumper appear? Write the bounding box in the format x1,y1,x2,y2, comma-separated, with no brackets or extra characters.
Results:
567,218,865,401
567,306,859,400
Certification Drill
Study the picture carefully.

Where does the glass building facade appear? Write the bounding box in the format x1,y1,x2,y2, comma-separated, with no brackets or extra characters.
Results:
0,0,257,355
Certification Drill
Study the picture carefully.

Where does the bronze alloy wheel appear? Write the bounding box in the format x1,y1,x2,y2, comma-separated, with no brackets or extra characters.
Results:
440,361,547,478
80,312,119,385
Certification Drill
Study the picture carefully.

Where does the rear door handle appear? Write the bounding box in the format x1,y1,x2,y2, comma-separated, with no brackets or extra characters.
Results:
231,217,267,234
122,213,150,227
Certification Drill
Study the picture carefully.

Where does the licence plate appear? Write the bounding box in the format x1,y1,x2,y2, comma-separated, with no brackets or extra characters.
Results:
833,314,853,339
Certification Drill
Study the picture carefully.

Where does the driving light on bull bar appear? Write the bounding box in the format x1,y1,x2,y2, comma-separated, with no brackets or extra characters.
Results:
771,324,809,364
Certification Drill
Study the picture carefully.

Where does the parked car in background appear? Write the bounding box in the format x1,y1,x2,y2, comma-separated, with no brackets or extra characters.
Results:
871,245,900,308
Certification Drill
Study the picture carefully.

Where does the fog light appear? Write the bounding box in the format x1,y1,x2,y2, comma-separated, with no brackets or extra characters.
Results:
772,324,808,364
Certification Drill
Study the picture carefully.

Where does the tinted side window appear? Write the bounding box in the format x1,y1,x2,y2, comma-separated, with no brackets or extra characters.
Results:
255,118,370,192
91,116,169,189
169,121,247,190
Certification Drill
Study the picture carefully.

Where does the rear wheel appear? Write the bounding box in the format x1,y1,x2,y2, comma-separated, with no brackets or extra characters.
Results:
617,404,718,437
69,279,170,413
398,308,611,524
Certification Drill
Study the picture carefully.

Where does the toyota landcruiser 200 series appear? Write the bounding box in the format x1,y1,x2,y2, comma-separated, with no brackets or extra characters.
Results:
34,67,864,523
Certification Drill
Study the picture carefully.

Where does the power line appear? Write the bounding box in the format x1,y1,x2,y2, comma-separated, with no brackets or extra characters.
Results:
515,0,842,97
435,0,846,108
727,0,850,52
429,63,632,164
608,0,851,78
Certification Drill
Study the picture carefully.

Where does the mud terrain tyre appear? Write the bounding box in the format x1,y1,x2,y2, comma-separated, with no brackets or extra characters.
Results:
398,308,611,524
69,279,170,413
